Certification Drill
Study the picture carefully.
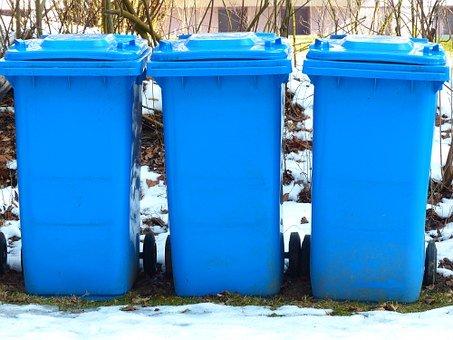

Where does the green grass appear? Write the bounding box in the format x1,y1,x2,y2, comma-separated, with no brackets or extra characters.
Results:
1,271,452,315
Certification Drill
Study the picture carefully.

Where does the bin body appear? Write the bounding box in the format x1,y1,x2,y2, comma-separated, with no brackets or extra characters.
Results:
148,33,292,296
0,34,150,298
303,36,449,302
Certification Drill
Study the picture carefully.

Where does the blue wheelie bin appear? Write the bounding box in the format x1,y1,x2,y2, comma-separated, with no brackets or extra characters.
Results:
303,35,449,302
0,34,151,298
148,33,292,296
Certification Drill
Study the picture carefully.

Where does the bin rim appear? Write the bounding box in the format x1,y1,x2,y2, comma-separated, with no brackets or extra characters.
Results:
150,32,291,62
0,48,151,77
306,35,447,66
302,58,450,82
147,58,292,78
5,34,148,62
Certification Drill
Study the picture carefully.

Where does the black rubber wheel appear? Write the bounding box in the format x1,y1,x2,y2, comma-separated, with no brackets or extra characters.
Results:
165,235,172,277
142,233,157,277
0,232,7,277
288,232,302,277
301,234,310,279
423,240,437,286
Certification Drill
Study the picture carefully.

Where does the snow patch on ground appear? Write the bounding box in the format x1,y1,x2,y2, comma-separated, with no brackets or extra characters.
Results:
282,202,311,257
142,80,162,114
429,222,453,241
5,160,16,170
0,186,17,214
431,82,452,182
432,198,453,219
140,166,168,226
0,220,21,271
438,267,453,277
437,238,453,264
285,150,312,184
0,303,452,339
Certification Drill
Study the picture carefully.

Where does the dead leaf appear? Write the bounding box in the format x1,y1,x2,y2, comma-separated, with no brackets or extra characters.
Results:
146,179,159,188
347,306,363,313
143,217,166,228
382,303,398,312
132,297,151,305
283,170,294,185
424,298,435,304
436,114,442,127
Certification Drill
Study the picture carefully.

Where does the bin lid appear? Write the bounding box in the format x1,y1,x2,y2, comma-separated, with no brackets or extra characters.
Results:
4,34,148,61
306,35,446,65
151,32,290,61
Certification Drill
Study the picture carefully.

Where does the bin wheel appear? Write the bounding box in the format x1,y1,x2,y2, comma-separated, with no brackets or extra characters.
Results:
301,234,310,279
0,232,7,277
288,232,302,277
142,233,157,277
165,235,172,277
423,240,437,286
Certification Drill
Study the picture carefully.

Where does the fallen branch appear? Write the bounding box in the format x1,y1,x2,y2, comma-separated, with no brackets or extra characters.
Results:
143,114,163,128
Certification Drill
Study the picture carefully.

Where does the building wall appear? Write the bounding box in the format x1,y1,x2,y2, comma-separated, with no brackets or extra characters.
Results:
159,5,315,36
157,2,452,37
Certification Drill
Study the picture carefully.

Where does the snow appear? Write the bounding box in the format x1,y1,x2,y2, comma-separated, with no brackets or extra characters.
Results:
432,198,453,219
139,166,169,268
437,238,453,264
282,182,304,201
0,220,21,271
427,76,453,275
0,303,452,338
284,150,312,183
431,81,452,182
282,201,311,251
428,222,453,241
0,186,17,214
142,80,162,114
6,160,16,170
139,166,168,227
438,267,453,278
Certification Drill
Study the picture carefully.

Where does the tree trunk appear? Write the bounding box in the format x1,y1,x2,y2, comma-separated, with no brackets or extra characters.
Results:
15,0,21,38
35,0,43,37
102,0,114,33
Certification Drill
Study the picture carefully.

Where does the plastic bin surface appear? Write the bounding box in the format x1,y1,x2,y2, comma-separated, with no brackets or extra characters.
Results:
303,35,449,302
0,34,150,298
148,32,292,296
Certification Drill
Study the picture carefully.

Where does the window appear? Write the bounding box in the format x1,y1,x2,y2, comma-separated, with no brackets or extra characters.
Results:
218,7,248,32
442,7,453,35
281,6,310,35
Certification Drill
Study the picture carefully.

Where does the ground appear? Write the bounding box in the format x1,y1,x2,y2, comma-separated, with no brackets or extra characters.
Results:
1,303,453,338
0,59,453,335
